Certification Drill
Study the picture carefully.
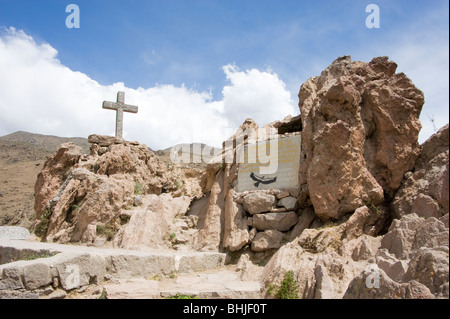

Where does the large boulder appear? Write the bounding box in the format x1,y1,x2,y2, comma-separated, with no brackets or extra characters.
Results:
392,124,449,219
242,192,276,215
299,56,424,220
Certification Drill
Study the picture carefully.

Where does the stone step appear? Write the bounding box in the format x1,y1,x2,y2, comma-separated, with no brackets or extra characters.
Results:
103,267,262,299
0,240,226,295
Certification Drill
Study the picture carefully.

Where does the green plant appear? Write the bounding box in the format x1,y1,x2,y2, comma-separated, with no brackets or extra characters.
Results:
149,274,161,281
366,202,384,218
270,271,299,299
34,208,52,239
96,223,116,240
168,293,198,299
134,181,144,195
169,271,179,279
174,179,182,190
23,251,58,261
98,288,107,299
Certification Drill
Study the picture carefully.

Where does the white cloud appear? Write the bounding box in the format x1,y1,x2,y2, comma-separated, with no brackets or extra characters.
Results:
0,27,297,149
221,64,297,127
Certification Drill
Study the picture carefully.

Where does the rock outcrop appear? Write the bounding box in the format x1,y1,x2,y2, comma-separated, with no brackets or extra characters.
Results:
33,135,203,248
392,124,449,219
299,56,424,220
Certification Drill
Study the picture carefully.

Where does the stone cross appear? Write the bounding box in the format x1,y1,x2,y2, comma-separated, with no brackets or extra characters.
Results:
102,92,138,138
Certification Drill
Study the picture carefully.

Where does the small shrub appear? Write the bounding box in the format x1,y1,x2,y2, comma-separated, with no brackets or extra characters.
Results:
34,208,52,239
96,223,116,240
134,181,144,195
98,288,107,299
270,270,299,299
168,293,198,299
23,251,58,261
174,179,182,190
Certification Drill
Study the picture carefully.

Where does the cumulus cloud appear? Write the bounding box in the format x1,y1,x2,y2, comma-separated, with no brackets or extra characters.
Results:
0,27,297,149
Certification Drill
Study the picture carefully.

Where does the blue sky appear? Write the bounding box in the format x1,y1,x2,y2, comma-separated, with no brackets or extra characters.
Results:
0,0,448,149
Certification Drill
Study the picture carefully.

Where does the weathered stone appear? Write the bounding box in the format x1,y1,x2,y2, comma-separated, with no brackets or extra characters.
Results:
253,212,298,231
344,267,435,299
381,213,449,259
0,226,30,240
46,289,67,299
299,56,423,220
251,230,283,252
278,196,298,211
23,262,52,290
34,143,82,220
114,194,191,250
242,192,276,215
404,247,449,298
134,195,143,207
392,124,449,219
276,191,290,200
289,206,315,240
223,190,249,252
375,249,408,282
314,264,335,299
194,170,225,251
88,134,125,147
33,137,186,244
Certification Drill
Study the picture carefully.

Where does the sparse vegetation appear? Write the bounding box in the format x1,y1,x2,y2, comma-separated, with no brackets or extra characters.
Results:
366,202,384,218
168,293,198,299
34,208,52,239
23,251,58,261
96,222,116,240
98,288,107,299
134,181,144,195
174,179,182,190
268,270,299,299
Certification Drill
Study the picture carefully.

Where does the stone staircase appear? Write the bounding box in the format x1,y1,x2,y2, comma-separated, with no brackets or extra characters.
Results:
0,239,261,299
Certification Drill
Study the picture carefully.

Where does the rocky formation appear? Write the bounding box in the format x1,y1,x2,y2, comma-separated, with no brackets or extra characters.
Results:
299,56,424,220
24,56,449,299
189,56,447,299
392,124,449,219
33,135,203,249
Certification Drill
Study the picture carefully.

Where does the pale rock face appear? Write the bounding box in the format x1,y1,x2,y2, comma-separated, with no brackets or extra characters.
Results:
113,194,191,250
33,136,194,244
299,56,424,220
252,212,298,232
242,192,276,215
251,230,283,252
277,196,298,211
392,124,449,219
223,189,249,252
343,268,435,299
380,213,449,260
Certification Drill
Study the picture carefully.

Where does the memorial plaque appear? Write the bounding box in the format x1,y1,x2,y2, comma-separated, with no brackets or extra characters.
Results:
237,134,301,192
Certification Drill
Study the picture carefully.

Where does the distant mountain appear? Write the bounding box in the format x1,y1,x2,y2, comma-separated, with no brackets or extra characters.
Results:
0,131,90,159
155,143,221,165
